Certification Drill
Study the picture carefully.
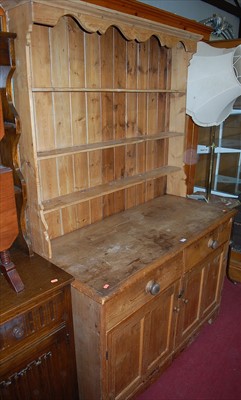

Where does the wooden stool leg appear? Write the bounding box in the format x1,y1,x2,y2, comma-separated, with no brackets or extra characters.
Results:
0,250,24,292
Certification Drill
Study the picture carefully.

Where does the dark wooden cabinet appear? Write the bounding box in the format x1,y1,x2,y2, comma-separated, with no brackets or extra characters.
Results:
0,250,79,400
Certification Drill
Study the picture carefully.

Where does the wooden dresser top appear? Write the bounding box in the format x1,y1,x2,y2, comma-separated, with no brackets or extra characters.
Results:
51,195,236,300
0,250,74,322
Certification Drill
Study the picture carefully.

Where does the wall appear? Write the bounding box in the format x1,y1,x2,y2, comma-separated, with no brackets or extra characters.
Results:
139,0,240,38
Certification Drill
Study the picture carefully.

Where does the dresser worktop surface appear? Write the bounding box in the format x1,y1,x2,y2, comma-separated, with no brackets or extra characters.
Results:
50,195,236,300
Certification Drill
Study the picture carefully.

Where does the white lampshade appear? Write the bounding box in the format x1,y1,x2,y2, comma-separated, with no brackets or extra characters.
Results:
186,42,241,127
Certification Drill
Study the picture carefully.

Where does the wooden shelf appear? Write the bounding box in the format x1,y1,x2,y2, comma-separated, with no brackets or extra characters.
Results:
32,87,185,93
37,132,183,160
42,165,180,213
3,1,202,255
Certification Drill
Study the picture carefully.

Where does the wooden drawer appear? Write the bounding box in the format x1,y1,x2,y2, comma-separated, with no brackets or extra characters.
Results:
0,289,66,359
184,219,232,272
105,253,183,330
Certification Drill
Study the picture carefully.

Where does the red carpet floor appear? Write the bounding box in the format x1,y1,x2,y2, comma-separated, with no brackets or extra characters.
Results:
136,277,241,400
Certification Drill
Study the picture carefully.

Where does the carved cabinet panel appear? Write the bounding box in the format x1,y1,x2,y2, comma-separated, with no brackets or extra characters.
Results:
0,251,79,400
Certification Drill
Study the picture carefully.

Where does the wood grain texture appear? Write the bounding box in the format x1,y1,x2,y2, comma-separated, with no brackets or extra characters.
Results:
0,98,4,141
51,195,234,400
71,286,101,400
0,30,31,254
51,195,235,299
0,249,78,399
0,167,18,250
32,21,189,240
3,0,202,257
0,0,212,39
82,0,212,39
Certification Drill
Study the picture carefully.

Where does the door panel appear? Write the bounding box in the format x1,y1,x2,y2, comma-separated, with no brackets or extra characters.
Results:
107,315,144,400
107,282,179,399
176,245,227,349
175,263,204,346
143,284,178,374
201,246,226,319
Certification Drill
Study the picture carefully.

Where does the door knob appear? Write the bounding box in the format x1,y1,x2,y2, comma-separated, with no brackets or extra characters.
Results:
146,280,160,296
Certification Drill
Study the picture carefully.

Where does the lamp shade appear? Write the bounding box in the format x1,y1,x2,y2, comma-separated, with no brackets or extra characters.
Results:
186,42,241,127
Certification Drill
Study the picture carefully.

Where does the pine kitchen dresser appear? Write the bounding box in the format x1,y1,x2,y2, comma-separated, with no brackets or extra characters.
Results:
1,1,235,399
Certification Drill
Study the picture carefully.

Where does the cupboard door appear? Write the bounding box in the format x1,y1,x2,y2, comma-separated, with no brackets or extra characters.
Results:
0,327,78,400
200,245,227,320
106,282,179,400
142,282,179,376
175,262,204,347
107,314,144,400
176,245,228,348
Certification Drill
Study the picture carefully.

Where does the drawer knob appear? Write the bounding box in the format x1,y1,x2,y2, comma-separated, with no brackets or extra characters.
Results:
12,326,24,339
208,239,219,249
146,280,160,296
